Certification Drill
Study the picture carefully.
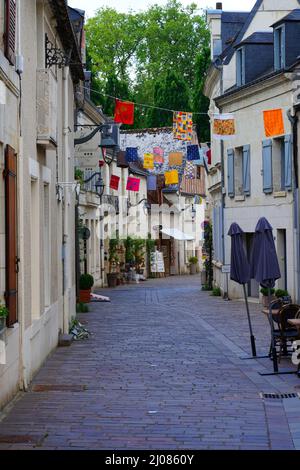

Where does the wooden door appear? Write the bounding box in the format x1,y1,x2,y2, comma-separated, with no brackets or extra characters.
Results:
4,145,18,326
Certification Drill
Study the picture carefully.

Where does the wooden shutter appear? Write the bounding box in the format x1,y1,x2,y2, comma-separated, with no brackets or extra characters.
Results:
284,134,293,191
227,148,235,198
243,145,251,196
4,0,16,65
4,145,18,326
218,205,224,263
262,139,273,194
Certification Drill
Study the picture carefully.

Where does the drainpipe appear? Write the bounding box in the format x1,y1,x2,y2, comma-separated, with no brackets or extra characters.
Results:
62,66,70,334
288,105,300,302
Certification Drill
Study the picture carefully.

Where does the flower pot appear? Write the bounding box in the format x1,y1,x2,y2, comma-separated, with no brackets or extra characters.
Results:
107,273,118,288
79,289,91,303
190,264,197,275
0,316,7,331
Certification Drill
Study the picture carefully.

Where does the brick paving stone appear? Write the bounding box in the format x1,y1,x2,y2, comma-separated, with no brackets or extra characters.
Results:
0,276,300,449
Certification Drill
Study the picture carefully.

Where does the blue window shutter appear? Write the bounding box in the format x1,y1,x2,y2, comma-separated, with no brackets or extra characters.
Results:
219,205,224,263
242,48,245,85
227,148,235,198
281,25,286,68
242,145,251,196
262,139,273,194
212,207,218,260
274,29,280,70
236,49,241,86
284,134,293,191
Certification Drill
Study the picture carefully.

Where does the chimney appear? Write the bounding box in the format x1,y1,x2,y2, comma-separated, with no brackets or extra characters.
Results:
216,2,222,9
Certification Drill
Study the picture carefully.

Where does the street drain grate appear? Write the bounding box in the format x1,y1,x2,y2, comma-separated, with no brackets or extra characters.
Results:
260,392,300,399
32,384,87,392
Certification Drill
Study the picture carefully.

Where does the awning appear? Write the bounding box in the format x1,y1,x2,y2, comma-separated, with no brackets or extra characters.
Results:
160,228,195,241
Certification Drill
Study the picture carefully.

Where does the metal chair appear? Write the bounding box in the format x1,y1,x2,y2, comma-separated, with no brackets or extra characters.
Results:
276,304,300,362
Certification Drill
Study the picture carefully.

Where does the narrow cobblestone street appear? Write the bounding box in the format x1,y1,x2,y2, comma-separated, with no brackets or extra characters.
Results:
1,276,300,450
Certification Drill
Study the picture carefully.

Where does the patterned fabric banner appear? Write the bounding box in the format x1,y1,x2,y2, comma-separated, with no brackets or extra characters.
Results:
114,99,134,125
125,147,139,163
110,174,120,191
213,113,236,140
173,111,193,141
143,153,154,169
185,161,195,179
263,109,284,137
165,169,179,185
206,148,211,165
153,146,164,164
187,145,200,161
126,176,140,192
147,175,157,191
168,152,183,166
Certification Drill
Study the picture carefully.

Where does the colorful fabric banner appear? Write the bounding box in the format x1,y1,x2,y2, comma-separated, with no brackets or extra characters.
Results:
125,147,138,163
213,113,236,140
153,146,164,164
114,99,134,125
126,176,140,192
173,111,193,141
206,148,211,165
147,175,157,191
263,109,285,137
168,152,183,166
110,175,120,191
143,153,154,169
165,169,179,185
187,145,200,161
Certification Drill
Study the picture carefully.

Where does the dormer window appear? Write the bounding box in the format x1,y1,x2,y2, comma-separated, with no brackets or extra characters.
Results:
236,47,245,86
274,25,285,70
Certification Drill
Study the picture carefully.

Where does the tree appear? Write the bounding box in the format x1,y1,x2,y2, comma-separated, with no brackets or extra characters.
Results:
148,71,191,128
192,46,211,142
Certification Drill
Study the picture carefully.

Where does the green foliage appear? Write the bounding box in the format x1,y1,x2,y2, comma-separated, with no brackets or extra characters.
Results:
211,287,221,297
275,289,289,298
109,238,120,265
188,256,198,265
124,236,146,269
74,168,84,184
76,302,89,313
79,274,94,290
202,284,212,291
0,303,8,318
85,1,210,129
260,287,275,296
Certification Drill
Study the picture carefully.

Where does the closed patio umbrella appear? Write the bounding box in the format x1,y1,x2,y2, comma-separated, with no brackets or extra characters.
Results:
228,223,256,357
251,217,281,372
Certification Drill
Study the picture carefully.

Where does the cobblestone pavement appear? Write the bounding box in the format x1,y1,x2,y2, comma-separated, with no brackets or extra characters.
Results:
1,276,300,450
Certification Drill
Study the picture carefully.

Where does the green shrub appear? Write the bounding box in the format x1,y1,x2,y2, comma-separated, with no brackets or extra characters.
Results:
79,273,94,290
211,287,221,296
260,287,275,296
275,289,289,298
188,256,198,265
76,302,89,313
202,284,212,291
0,303,8,318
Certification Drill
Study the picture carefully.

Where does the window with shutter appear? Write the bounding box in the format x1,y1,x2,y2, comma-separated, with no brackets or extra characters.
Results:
262,139,273,194
236,47,245,86
274,25,285,71
227,148,235,198
284,134,293,191
242,145,251,196
4,0,16,65
4,145,18,326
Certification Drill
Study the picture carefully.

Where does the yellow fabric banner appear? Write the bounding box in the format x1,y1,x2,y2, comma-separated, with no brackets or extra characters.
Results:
169,152,183,166
143,153,154,169
165,169,179,185
263,109,285,137
173,111,193,141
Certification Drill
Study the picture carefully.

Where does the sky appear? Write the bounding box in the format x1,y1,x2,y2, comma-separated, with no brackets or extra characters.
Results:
68,0,257,18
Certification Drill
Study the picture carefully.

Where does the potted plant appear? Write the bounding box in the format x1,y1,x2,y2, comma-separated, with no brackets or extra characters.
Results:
79,273,94,303
188,256,198,275
0,303,9,331
260,287,276,307
107,238,119,288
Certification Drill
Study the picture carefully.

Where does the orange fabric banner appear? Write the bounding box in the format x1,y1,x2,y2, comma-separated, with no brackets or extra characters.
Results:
263,109,284,137
165,169,179,185
169,152,183,166
114,99,135,125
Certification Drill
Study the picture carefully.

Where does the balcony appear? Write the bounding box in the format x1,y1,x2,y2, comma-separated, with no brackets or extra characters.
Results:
36,70,58,148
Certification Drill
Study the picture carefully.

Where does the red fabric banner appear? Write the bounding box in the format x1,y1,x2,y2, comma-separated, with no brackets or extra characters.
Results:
110,175,120,191
126,176,140,192
114,99,135,125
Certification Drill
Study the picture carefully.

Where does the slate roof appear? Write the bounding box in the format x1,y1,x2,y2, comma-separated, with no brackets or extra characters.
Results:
235,31,273,47
221,12,249,51
272,9,300,27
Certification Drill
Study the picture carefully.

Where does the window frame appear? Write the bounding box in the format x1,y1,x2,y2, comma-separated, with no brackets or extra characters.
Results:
274,24,286,71
236,47,245,86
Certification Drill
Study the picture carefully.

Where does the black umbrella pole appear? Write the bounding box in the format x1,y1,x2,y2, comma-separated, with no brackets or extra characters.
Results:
243,284,257,357
268,288,278,373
